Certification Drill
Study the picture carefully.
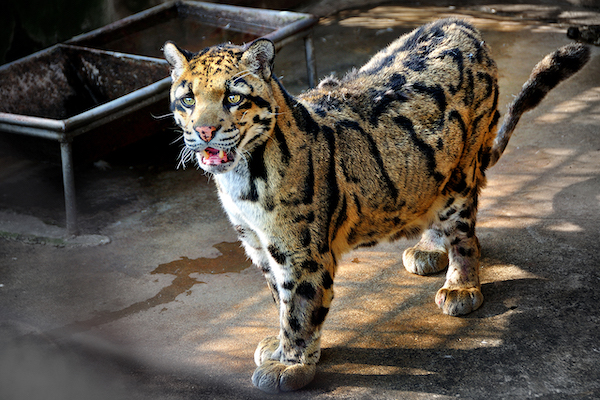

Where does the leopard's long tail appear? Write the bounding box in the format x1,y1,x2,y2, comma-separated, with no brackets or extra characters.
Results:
489,43,590,167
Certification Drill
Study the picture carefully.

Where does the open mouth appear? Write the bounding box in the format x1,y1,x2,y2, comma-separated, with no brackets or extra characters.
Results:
200,147,233,166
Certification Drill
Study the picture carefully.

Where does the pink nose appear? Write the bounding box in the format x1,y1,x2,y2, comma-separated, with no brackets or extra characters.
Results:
195,126,217,142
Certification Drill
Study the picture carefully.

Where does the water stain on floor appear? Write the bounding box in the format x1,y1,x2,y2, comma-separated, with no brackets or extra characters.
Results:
150,241,253,299
154,241,252,276
52,242,251,335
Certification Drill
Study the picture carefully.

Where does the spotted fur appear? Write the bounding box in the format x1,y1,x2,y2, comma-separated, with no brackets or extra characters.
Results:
163,19,589,393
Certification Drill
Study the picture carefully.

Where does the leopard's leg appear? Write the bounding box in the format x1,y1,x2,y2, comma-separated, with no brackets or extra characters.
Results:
251,250,334,393
236,225,282,307
236,227,310,392
434,194,483,316
403,224,449,275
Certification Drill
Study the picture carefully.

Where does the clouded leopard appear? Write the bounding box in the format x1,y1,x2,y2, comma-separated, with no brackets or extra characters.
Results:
163,18,589,393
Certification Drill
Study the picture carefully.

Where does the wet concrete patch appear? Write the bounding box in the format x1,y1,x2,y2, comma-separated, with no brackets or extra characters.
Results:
155,241,252,277
44,242,251,337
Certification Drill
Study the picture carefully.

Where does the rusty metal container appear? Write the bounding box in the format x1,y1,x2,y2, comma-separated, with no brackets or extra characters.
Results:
0,1,318,235
0,44,171,234
0,44,169,128
67,0,318,62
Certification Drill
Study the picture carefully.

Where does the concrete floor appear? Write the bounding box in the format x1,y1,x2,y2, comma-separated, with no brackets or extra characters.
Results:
1,3,600,399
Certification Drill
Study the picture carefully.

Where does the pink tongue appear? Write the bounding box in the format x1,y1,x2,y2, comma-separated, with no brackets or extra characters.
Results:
203,148,228,165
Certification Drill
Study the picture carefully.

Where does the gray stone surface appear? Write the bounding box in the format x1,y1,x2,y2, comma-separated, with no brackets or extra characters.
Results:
1,3,599,399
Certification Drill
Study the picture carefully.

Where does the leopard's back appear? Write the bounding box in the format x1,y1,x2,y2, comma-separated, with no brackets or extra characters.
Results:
304,18,499,135
296,19,500,250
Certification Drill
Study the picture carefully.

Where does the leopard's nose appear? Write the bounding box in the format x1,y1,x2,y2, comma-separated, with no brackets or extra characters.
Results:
195,126,217,142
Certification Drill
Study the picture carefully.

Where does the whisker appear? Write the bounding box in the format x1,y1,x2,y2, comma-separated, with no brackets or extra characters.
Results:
232,69,251,78
170,136,183,146
176,146,197,170
238,148,251,167
232,70,254,83
151,112,173,120
176,148,187,169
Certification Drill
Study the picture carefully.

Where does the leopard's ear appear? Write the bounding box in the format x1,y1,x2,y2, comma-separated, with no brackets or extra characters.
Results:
242,39,275,80
162,41,191,81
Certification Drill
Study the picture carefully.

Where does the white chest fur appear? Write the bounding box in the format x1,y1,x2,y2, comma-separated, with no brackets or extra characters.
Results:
214,165,270,239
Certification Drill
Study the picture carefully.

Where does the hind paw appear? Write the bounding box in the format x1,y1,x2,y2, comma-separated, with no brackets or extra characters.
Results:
403,247,449,275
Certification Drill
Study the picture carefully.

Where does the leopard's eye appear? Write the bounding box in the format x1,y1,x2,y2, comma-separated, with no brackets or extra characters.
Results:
181,96,195,107
226,94,244,106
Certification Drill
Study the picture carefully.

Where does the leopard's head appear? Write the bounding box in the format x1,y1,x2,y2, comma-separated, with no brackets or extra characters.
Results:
163,39,277,174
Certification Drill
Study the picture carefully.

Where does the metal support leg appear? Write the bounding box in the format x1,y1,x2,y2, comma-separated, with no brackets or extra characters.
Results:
60,140,78,236
304,34,317,88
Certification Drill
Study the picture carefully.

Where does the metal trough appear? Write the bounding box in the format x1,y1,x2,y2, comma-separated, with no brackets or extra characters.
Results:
0,1,318,236
68,0,319,85
0,44,170,235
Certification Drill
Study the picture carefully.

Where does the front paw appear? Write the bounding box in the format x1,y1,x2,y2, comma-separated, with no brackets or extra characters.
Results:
253,336,316,392
254,336,280,366
252,360,316,393
435,286,483,316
